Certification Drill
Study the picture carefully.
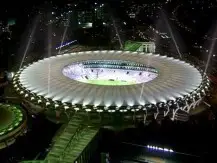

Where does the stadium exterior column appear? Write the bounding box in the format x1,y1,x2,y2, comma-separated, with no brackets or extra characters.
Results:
144,44,147,53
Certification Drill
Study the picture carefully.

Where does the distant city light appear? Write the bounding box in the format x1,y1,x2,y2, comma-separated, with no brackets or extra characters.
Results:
147,145,174,153
56,40,77,50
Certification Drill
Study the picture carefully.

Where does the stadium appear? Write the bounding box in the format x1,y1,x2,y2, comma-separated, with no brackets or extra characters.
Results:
0,103,27,149
13,50,210,123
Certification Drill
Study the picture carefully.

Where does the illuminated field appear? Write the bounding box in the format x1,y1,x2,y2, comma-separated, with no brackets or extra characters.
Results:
0,104,27,149
0,104,25,137
63,60,158,86
83,79,136,86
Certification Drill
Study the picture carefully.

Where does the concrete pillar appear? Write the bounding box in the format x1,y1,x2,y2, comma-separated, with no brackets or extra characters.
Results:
153,44,156,53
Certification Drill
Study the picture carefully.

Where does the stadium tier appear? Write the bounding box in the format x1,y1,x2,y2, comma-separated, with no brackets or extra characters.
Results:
0,103,27,149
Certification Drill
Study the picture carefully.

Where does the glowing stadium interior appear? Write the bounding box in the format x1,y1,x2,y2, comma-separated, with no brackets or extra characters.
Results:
62,60,158,85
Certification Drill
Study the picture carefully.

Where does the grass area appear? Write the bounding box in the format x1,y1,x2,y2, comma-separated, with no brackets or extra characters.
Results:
0,108,12,130
124,41,142,51
0,104,24,136
85,79,136,86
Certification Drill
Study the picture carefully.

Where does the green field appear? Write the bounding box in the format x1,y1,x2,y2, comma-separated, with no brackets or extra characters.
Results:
124,41,142,51
0,108,12,130
83,79,136,86
0,104,24,136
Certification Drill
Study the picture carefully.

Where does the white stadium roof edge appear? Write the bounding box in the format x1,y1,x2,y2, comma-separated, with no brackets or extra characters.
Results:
16,50,204,108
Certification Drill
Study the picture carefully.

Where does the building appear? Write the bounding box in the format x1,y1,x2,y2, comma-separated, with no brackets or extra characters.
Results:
75,3,107,29
124,41,156,53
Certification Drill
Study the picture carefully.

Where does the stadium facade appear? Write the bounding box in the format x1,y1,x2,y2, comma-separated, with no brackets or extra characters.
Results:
13,50,210,122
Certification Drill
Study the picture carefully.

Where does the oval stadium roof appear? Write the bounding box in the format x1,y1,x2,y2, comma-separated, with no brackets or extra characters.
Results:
18,50,203,107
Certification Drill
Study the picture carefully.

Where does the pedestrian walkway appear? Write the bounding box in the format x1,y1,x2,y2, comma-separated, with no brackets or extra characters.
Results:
22,114,99,163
